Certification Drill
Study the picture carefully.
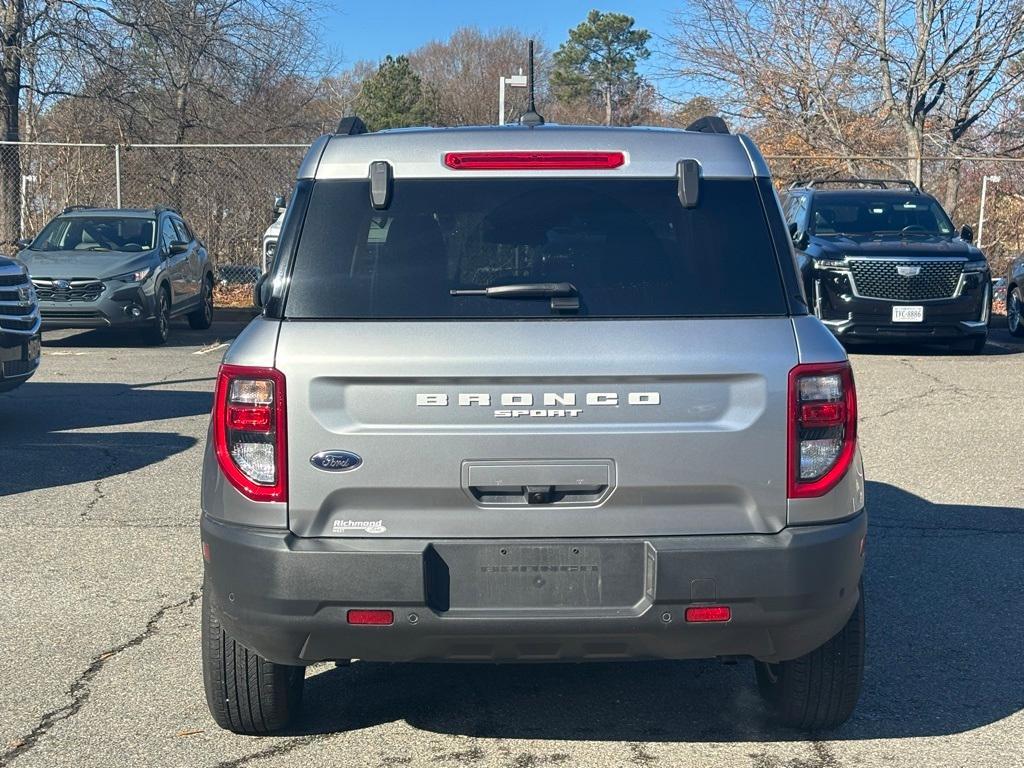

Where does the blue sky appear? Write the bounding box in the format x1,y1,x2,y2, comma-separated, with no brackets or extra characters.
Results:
321,1,678,75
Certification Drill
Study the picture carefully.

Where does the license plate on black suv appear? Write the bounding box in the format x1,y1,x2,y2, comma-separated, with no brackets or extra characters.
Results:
24,335,41,361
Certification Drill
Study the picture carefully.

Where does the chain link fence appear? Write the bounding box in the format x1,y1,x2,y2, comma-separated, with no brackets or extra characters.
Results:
4,141,308,306
2,142,1023,308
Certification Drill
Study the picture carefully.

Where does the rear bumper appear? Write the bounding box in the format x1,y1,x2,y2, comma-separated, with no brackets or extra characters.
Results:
202,511,867,666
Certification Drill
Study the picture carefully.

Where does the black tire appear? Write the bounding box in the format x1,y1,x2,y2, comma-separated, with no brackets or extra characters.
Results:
202,589,305,735
188,276,215,330
1008,287,1024,337
755,587,865,730
144,286,171,345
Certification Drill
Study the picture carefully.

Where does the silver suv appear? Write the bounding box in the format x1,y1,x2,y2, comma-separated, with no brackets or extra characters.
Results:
200,118,867,735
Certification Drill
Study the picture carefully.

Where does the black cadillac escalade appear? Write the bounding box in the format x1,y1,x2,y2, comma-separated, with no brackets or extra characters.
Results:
0,255,41,393
782,179,990,353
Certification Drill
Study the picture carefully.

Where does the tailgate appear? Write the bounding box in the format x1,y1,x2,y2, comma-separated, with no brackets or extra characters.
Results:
277,318,797,538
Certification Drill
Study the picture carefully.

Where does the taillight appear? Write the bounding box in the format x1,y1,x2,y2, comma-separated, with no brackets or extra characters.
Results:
788,361,857,498
213,364,287,502
443,151,625,170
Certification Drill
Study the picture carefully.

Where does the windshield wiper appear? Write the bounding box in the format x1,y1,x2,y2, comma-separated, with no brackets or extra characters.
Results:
450,282,579,310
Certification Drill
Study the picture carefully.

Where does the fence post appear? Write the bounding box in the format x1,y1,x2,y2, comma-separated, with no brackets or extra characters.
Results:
114,144,122,208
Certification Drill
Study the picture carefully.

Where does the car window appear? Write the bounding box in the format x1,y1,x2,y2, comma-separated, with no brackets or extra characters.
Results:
171,218,191,243
31,216,157,253
809,195,954,236
285,178,789,320
160,218,178,251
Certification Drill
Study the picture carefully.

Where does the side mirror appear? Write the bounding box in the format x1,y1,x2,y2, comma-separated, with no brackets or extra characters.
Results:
959,224,974,243
168,240,189,255
789,223,809,250
273,195,287,215
16,237,32,249
253,273,269,309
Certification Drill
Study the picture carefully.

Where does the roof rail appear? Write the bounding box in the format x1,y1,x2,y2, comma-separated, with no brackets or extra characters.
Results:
153,205,180,215
62,204,94,213
685,115,730,135
790,178,921,193
336,116,368,136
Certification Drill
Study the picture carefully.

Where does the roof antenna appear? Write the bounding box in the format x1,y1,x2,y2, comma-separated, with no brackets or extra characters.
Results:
519,40,545,128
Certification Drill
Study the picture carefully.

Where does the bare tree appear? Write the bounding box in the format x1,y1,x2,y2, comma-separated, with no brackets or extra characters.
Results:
868,0,1024,204
410,28,543,126
666,0,887,167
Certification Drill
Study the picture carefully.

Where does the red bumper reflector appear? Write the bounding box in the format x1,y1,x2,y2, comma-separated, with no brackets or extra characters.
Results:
347,609,394,626
685,606,731,623
444,151,625,170
201,542,211,563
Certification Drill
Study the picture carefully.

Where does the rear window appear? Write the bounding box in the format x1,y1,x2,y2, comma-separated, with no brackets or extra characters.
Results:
284,178,787,319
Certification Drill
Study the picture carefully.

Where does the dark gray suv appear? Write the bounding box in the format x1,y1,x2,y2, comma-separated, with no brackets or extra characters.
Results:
0,255,41,392
17,206,214,344
201,118,867,735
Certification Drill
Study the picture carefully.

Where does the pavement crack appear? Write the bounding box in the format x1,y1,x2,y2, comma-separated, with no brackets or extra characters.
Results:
212,735,329,768
0,591,200,768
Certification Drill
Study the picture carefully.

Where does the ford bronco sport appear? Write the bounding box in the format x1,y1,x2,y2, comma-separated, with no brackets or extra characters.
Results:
783,179,990,353
201,116,867,734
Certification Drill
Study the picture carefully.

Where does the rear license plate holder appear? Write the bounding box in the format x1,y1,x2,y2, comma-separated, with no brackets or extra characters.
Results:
427,542,648,611
892,305,924,322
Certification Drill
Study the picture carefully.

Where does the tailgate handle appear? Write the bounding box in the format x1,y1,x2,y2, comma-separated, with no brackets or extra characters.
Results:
463,461,614,507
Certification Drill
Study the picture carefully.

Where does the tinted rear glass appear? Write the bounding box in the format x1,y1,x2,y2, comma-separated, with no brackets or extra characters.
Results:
285,178,787,319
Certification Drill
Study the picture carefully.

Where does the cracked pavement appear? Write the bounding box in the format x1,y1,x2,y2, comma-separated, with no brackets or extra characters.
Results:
0,321,1021,768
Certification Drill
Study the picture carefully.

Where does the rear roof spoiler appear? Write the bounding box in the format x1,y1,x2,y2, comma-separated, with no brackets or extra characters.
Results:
685,116,730,135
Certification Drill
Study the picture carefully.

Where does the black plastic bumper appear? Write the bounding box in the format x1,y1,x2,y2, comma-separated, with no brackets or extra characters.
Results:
816,277,989,342
0,331,41,391
202,512,867,667
40,286,157,329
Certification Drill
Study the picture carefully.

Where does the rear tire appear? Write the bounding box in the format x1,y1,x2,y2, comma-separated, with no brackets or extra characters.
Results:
202,588,305,734
144,287,171,346
188,276,215,330
755,587,864,730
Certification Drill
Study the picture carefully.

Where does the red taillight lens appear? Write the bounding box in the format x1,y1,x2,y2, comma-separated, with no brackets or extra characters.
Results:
347,609,394,626
443,151,625,170
788,361,857,499
213,364,287,502
685,606,731,623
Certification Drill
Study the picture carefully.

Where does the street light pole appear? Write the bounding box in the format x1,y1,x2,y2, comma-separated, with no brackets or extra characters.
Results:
977,175,1001,248
20,174,37,240
498,71,528,125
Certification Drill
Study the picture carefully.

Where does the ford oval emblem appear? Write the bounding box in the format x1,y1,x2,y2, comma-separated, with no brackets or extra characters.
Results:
310,450,362,472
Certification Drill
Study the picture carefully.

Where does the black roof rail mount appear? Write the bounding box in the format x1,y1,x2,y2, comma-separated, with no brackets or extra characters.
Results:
62,204,94,213
336,116,369,136
685,116,730,135
790,178,920,193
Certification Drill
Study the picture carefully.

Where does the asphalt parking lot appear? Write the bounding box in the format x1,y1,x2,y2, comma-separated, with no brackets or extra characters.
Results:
1,318,1022,768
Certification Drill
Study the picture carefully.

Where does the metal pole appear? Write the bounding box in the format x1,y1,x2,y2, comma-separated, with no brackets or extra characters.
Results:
114,145,122,208
498,76,505,126
20,176,26,239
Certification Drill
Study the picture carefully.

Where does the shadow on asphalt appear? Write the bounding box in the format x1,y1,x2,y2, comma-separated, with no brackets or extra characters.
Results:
279,481,1023,742
40,317,251,350
0,380,210,496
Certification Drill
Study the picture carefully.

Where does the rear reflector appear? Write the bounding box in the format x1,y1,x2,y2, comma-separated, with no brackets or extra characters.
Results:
347,609,394,626
444,151,625,171
685,606,731,623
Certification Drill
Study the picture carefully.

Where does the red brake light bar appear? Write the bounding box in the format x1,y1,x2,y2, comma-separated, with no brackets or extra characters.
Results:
444,151,625,171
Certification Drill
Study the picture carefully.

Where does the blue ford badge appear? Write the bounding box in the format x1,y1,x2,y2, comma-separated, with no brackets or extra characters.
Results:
310,451,362,472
